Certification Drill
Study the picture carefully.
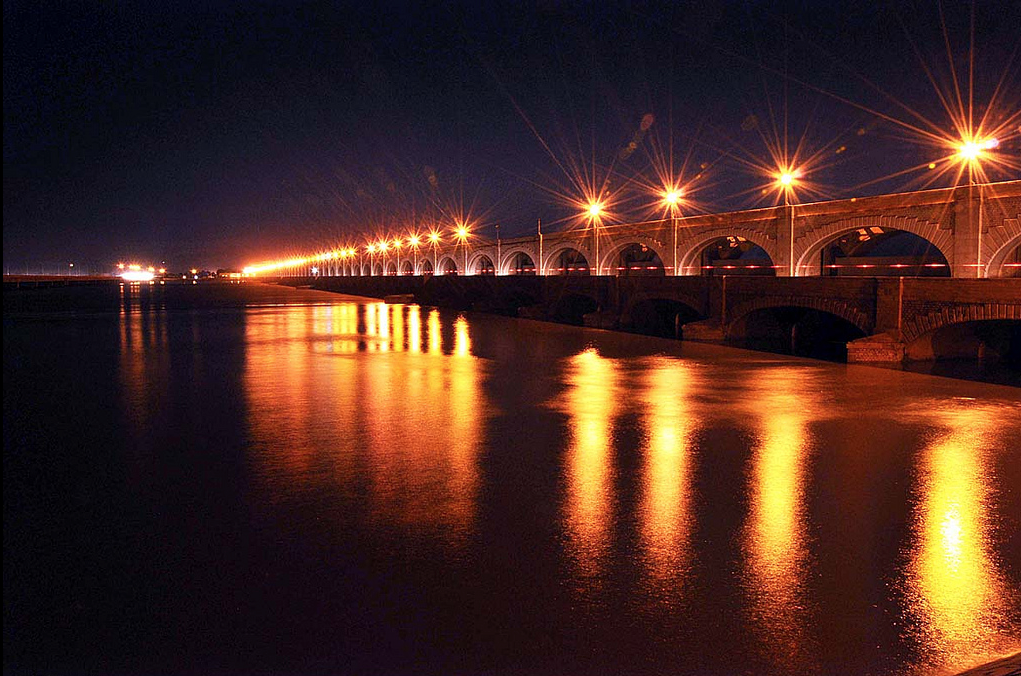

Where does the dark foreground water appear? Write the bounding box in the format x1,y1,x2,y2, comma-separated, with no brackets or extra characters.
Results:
4,282,1020,675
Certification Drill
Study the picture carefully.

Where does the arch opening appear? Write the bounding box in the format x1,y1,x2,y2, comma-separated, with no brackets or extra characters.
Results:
729,307,866,361
819,228,949,277
507,252,536,275
1000,242,1021,278
906,320,1020,384
385,262,398,276
372,263,384,277
421,259,434,276
474,255,496,275
400,261,414,276
613,243,665,276
440,258,459,276
548,248,590,275
629,299,703,338
701,236,775,276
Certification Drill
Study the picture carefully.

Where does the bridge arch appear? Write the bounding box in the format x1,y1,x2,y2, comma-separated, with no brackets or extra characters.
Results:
793,215,952,276
600,237,669,276
727,296,873,336
468,252,496,275
502,249,538,275
986,231,1021,278
437,255,459,276
542,242,593,275
385,261,398,276
420,259,434,276
499,245,539,275
372,263,384,277
623,294,703,338
400,260,414,276
676,229,778,276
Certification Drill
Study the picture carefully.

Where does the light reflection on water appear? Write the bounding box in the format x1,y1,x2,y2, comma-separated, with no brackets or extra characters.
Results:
89,290,1021,674
903,401,1021,673
638,358,698,596
742,367,817,669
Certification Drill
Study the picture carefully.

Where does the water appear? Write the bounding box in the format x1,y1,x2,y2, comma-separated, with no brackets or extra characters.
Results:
4,282,1020,675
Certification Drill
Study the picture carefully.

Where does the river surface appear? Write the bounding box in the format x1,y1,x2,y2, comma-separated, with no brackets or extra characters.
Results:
4,282,1020,675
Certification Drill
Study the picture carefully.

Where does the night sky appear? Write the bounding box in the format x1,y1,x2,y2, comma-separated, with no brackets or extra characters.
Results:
4,0,1019,272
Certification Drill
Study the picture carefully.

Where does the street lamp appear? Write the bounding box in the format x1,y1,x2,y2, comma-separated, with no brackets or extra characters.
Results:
408,235,421,275
429,231,441,274
455,224,470,274
587,203,602,275
663,189,684,275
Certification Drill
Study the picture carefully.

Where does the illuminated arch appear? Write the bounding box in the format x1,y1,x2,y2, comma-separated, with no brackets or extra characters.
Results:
676,229,778,276
500,247,538,275
542,242,593,275
985,230,1021,278
437,255,459,276
599,237,669,276
793,215,952,276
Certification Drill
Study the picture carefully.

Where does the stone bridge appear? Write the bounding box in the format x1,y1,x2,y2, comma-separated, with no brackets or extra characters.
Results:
281,181,1021,279
297,274,1020,366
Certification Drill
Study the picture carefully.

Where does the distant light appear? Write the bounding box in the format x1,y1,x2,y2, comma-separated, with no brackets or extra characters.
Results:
429,231,441,243
409,235,420,247
117,262,125,270
367,244,377,253
190,268,198,274
455,226,469,239
121,270,155,282
928,162,937,169
158,268,166,274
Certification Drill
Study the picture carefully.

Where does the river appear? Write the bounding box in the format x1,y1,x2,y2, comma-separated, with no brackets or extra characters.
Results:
4,282,1019,675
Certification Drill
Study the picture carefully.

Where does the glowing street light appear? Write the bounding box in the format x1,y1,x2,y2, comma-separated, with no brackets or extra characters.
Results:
663,190,683,206
586,203,603,274
455,224,470,273
428,231,441,274
408,235,421,274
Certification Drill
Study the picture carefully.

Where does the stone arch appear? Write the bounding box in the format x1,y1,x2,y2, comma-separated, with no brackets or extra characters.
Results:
499,245,539,275
361,263,371,276
385,261,398,276
420,259,435,276
726,296,873,337
985,228,1021,278
467,251,497,275
437,255,459,276
542,241,593,275
599,236,669,276
400,260,414,276
793,215,952,277
372,263,384,277
900,302,1021,344
676,228,779,276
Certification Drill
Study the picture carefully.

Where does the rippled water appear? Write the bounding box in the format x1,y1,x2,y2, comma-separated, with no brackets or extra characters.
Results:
4,283,1020,675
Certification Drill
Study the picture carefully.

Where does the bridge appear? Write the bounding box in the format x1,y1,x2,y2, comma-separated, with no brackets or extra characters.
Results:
262,181,1021,279
252,181,1020,367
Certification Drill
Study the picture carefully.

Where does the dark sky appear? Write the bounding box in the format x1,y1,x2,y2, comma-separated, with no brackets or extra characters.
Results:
4,0,1019,271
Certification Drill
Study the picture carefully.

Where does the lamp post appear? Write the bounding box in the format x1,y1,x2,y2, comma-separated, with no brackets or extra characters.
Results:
429,231,440,275
409,235,420,275
777,170,799,276
455,225,470,275
663,189,683,275
587,203,603,275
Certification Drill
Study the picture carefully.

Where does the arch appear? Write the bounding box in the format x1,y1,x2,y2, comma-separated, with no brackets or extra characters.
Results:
400,260,414,276
676,228,778,276
900,302,1021,344
385,261,398,276
793,215,952,276
697,236,776,276
905,318,1020,365
420,259,434,276
372,263,384,277
361,263,371,276
600,237,669,276
499,245,539,275
729,305,868,360
543,243,592,275
504,251,537,275
625,297,703,338
986,232,1021,278
438,256,459,276
471,254,496,275
728,296,873,336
